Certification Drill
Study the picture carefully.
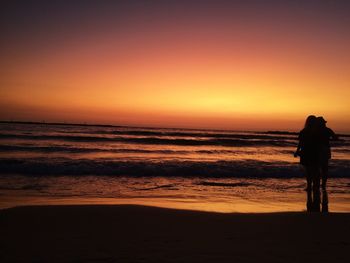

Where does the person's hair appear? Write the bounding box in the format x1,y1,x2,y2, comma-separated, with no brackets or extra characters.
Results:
304,115,317,129
317,117,326,128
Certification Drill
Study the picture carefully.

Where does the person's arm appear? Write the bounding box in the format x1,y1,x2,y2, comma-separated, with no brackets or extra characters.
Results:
294,133,302,157
294,143,301,157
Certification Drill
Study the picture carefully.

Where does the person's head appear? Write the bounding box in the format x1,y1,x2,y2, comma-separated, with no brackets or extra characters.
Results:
317,116,327,128
304,115,317,129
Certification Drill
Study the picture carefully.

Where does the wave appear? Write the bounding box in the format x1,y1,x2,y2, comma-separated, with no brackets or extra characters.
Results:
4,145,348,157
0,134,113,142
2,122,349,142
117,137,296,147
0,130,299,140
1,131,346,147
0,158,349,178
2,121,295,139
0,133,299,147
197,181,251,187
130,184,178,191
0,145,256,154
0,145,188,154
106,130,297,140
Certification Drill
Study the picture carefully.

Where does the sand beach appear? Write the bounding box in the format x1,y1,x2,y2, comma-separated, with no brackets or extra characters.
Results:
1,205,349,262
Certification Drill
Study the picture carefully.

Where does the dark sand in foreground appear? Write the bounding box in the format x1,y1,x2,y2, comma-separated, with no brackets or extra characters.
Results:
1,205,349,262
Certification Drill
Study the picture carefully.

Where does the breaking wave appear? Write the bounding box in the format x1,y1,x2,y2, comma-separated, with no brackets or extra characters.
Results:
0,158,349,178
0,133,303,147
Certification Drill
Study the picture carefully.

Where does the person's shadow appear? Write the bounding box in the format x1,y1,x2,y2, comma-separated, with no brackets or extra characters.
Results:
306,188,328,212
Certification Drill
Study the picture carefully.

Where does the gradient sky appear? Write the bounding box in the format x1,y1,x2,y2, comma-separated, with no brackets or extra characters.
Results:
1,0,349,131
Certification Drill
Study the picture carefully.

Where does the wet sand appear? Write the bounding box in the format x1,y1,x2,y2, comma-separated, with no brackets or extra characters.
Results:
1,205,349,262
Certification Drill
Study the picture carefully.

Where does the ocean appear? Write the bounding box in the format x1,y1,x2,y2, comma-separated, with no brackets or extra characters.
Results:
0,122,349,212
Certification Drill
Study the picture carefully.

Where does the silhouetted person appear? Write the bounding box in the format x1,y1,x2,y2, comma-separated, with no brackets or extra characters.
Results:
294,115,320,191
317,117,338,190
296,115,338,212
295,115,321,211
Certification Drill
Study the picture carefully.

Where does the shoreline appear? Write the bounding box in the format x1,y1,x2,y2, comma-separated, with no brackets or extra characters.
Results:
1,176,349,213
1,204,349,262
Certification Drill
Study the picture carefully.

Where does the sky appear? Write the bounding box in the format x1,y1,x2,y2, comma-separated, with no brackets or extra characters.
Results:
1,0,349,132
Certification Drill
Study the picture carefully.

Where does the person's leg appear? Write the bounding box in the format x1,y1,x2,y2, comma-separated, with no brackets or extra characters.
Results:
304,166,312,191
322,189,329,213
312,166,321,212
306,188,313,212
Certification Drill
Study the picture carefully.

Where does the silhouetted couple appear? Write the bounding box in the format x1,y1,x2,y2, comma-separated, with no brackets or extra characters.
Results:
294,115,337,212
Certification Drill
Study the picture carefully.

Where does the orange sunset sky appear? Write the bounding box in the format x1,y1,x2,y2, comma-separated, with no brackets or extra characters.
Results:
1,1,349,132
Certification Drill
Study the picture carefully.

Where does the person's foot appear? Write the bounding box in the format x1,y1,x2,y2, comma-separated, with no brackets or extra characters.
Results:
322,205,329,213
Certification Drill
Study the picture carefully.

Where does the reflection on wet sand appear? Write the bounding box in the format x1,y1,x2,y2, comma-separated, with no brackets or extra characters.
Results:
306,188,328,213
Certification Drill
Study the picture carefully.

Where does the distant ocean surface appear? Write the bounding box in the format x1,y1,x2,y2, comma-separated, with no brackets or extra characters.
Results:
0,122,349,212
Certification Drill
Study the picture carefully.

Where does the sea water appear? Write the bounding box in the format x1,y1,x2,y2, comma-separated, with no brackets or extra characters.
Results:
0,123,349,212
